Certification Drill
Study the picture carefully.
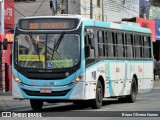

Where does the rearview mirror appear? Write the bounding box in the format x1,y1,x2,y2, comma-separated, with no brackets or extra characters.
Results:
7,29,14,34
85,45,90,58
85,28,94,39
89,34,94,39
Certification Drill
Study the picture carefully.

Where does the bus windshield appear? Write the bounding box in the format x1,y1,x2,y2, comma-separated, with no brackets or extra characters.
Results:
15,33,80,69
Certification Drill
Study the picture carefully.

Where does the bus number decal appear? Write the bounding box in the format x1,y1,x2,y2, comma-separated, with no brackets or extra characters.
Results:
91,71,96,80
29,23,38,29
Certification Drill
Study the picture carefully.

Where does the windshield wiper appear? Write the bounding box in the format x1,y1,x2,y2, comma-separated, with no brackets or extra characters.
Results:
29,33,40,61
51,32,65,60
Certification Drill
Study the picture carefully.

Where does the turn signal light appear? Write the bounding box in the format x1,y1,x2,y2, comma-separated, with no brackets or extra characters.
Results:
13,75,22,83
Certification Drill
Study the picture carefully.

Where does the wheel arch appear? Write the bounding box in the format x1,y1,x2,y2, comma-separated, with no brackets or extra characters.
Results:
133,74,138,91
98,75,105,97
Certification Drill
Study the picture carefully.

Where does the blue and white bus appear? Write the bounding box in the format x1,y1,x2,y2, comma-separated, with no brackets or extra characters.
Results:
10,15,153,110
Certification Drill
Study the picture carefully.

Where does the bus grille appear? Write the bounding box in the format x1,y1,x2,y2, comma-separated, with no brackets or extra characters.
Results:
22,88,71,96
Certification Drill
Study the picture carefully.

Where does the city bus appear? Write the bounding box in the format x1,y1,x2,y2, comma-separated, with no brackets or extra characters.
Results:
8,15,153,110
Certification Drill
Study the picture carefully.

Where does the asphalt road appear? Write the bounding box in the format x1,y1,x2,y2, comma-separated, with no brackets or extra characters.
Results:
0,89,160,117
1,80,160,120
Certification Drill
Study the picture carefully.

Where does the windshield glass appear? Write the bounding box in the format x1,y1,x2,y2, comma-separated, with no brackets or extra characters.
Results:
15,33,80,69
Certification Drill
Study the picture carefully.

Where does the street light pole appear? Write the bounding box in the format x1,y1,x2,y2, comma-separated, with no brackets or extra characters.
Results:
90,0,92,19
102,0,104,21
0,0,4,34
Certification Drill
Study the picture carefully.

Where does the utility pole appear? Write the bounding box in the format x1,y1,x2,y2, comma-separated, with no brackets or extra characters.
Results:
0,0,4,34
90,0,92,19
102,0,104,21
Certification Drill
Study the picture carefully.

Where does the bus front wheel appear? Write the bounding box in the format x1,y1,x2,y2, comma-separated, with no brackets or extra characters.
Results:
91,81,103,109
30,99,43,110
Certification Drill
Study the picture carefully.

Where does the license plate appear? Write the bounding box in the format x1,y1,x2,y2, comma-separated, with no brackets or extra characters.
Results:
40,88,52,93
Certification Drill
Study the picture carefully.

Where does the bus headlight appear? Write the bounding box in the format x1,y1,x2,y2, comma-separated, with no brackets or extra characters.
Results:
13,75,22,83
72,74,84,83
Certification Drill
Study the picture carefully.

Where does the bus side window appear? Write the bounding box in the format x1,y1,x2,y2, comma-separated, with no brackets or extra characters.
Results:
143,36,151,58
98,31,104,57
148,36,152,58
107,31,115,58
116,32,124,58
135,34,142,59
105,31,108,57
126,33,134,58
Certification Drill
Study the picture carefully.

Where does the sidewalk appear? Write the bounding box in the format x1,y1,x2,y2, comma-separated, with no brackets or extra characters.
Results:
0,96,30,112
0,92,29,112
0,91,11,96
153,81,160,89
154,75,160,88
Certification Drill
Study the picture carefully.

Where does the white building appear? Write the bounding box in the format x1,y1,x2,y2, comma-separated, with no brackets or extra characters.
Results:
103,0,139,22
67,0,103,21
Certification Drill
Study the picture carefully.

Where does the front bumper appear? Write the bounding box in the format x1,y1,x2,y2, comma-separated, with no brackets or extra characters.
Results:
12,80,85,100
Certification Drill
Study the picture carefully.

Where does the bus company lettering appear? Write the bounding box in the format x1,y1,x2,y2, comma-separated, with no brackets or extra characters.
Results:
116,67,120,72
138,66,142,73
97,67,105,73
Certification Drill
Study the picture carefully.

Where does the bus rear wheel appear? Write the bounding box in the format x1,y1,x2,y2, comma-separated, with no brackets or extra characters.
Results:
91,81,103,109
30,99,43,110
126,77,138,103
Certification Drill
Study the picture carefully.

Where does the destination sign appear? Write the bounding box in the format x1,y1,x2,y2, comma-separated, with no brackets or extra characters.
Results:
18,18,79,30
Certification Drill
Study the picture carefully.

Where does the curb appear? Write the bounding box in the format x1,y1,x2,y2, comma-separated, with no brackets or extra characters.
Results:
154,80,160,87
1,105,30,112
0,96,13,101
0,92,12,96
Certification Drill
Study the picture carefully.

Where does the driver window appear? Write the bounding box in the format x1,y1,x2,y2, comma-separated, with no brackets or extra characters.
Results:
85,35,95,58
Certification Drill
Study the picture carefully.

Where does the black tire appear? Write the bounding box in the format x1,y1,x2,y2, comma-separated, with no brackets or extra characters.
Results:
91,81,103,109
30,99,43,110
126,77,138,103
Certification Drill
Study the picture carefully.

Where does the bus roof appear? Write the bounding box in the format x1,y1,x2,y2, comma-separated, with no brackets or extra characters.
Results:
84,19,151,34
19,15,84,20
19,15,151,34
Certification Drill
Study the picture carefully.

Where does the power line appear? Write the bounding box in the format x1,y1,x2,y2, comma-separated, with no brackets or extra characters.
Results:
5,1,26,17
14,3,34,13
32,0,45,16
